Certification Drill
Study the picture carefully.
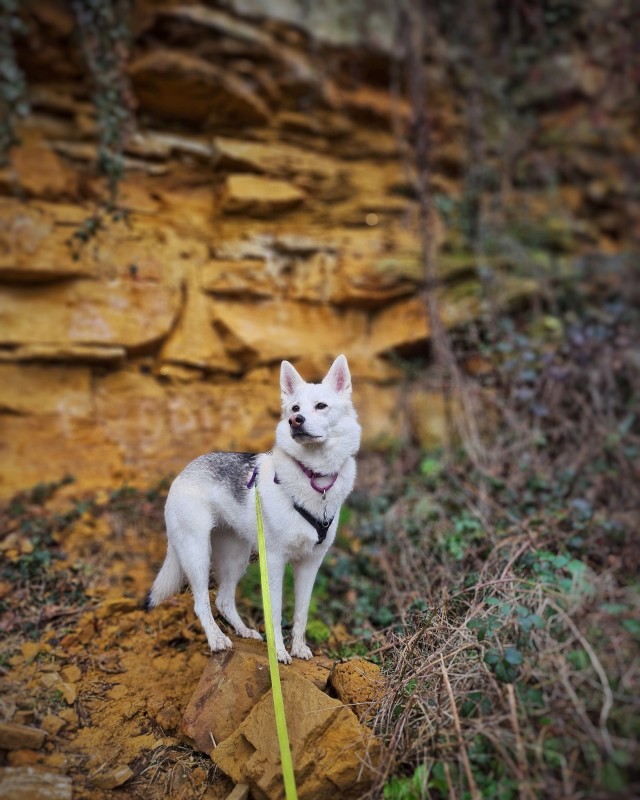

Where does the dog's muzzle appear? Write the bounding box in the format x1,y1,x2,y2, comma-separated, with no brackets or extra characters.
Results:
289,413,318,439
289,413,305,429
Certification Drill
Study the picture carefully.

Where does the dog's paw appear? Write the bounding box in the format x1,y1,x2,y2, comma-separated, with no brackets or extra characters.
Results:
291,643,313,660
276,648,292,665
209,634,233,652
238,626,263,641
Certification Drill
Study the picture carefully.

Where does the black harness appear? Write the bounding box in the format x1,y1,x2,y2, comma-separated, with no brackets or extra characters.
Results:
293,503,333,544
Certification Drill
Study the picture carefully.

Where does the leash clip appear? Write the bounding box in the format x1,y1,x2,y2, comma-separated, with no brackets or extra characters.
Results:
321,490,330,527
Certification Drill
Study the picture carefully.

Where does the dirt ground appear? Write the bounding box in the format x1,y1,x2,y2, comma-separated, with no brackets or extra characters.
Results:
0,480,246,799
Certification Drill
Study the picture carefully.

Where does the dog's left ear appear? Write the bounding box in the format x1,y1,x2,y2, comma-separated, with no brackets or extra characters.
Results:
281,360,305,397
322,354,352,395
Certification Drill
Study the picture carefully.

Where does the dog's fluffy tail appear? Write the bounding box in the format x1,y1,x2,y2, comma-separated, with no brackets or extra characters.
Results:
148,543,184,608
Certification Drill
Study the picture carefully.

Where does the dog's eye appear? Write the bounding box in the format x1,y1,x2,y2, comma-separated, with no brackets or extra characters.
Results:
315,402,328,410
291,404,300,412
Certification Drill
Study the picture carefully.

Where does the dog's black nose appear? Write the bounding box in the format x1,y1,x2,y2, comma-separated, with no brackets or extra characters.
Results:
289,414,305,428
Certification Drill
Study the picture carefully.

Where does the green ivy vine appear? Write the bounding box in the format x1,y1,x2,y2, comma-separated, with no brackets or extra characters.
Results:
0,0,29,166
0,0,136,249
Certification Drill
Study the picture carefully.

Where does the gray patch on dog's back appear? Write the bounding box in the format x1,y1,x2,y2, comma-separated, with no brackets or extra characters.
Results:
194,452,257,503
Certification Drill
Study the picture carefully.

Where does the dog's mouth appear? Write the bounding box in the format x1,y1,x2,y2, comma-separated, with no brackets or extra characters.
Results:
291,429,322,442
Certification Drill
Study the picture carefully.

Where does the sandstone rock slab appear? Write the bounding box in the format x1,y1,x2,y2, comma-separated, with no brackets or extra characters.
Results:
336,85,411,126
212,138,337,179
331,251,422,307
0,413,120,498
39,716,66,737
211,670,382,800
369,276,538,356
0,279,180,352
222,175,305,217
130,51,269,127
181,637,333,751
0,344,126,363
0,767,72,800
212,299,367,365
166,5,272,44
160,266,241,372
368,296,429,356
3,137,77,200
91,764,133,789
93,373,276,478
200,258,273,299
0,365,91,417
0,199,195,286
0,722,47,751
329,659,386,721
0,199,93,283
225,785,251,800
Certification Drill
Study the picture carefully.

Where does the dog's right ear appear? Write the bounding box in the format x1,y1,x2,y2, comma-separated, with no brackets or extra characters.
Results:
280,360,305,398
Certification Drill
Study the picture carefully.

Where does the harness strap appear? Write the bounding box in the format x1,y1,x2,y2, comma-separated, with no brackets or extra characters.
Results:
246,464,259,489
293,503,334,545
247,464,333,545
247,463,280,488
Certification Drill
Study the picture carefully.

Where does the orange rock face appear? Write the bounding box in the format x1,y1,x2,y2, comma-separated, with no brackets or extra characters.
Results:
0,1,632,498
129,50,270,127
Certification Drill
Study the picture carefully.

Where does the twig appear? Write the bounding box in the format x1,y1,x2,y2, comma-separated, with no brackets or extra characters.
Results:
548,600,614,755
443,759,457,800
499,540,533,582
440,654,481,800
506,683,535,800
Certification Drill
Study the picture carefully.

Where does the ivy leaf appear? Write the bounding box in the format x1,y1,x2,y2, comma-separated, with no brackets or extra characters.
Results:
420,457,441,477
484,646,523,683
495,661,520,683
504,646,523,666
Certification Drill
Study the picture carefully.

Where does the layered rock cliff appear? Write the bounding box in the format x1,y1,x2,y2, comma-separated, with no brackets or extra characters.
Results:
0,1,636,496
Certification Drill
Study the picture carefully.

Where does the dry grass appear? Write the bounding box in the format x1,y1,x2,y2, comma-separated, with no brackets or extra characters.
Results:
352,269,640,799
130,744,224,800
365,531,639,798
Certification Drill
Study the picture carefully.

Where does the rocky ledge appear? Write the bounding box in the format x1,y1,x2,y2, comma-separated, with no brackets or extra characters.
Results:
1,1,636,496
180,638,385,800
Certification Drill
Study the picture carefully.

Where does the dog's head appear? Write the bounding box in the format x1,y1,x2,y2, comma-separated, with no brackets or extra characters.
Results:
276,355,361,459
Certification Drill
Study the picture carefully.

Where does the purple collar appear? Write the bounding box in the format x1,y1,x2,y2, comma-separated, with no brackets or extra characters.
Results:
246,458,339,494
295,460,338,494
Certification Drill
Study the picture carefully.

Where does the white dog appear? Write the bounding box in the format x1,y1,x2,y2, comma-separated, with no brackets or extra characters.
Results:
148,355,361,663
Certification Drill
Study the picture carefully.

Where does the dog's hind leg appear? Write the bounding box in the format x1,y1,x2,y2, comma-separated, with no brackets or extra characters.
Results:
167,498,232,653
213,531,262,641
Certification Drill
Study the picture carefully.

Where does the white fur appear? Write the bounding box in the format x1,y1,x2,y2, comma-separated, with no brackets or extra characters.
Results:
148,355,361,663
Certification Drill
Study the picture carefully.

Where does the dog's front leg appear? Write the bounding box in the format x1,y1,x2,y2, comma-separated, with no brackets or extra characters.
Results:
290,552,324,660
266,554,291,664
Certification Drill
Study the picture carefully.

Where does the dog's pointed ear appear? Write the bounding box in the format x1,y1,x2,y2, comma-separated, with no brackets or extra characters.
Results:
322,354,352,395
280,360,305,398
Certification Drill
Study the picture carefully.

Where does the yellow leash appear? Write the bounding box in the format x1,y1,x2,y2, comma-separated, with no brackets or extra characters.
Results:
254,488,298,800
